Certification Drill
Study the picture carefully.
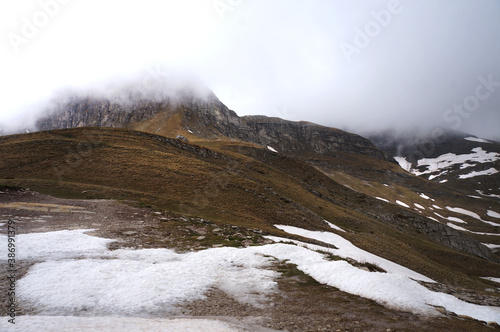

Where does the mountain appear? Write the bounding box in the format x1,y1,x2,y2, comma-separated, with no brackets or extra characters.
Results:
36,91,392,163
369,129,500,199
1,85,500,330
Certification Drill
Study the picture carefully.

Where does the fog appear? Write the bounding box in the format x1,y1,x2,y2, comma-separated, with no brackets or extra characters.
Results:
1,0,499,139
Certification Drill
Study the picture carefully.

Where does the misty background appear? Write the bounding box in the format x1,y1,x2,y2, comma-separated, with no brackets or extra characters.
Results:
1,0,499,140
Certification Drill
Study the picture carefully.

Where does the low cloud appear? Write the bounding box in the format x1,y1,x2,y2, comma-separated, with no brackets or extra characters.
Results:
1,0,499,140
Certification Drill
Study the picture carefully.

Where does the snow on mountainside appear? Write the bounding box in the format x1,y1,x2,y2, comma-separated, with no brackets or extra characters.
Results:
394,147,499,180
369,130,500,200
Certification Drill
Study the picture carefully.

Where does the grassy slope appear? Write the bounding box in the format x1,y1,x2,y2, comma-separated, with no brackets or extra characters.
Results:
0,127,499,290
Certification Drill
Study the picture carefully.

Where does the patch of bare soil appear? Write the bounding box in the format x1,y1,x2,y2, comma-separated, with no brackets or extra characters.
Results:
0,188,496,331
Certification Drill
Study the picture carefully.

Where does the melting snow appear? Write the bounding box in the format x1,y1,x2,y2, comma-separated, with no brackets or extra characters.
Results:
476,190,500,199
414,203,425,210
432,205,442,209
446,207,482,220
428,171,447,180
419,193,431,200
271,225,500,322
481,277,500,284
324,220,346,232
396,200,410,208
465,137,491,143
0,316,250,332
446,223,469,232
446,206,500,227
272,225,434,282
483,243,500,249
3,228,500,326
375,197,389,203
400,148,499,178
460,163,476,170
487,210,500,219
394,157,412,172
446,223,500,236
459,168,498,179
267,146,277,153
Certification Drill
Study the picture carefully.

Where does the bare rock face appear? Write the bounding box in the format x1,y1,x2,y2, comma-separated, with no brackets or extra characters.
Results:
36,88,392,162
37,96,173,130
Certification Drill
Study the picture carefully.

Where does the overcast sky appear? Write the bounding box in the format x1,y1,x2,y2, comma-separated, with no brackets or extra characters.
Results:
1,0,499,139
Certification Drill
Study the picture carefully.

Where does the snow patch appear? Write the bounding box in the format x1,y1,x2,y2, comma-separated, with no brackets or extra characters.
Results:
476,190,500,199
446,223,500,236
465,137,491,143
414,203,425,210
446,206,500,227
409,148,499,178
273,225,433,282
0,316,250,332
446,223,468,232
481,277,500,284
487,210,500,219
458,168,498,179
394,156,412,172
375,197,389,203
266,146,277,153
419,193,431,200
483,243,500,250
270,226,500,322
324,220,345,232
429,171,447,180
396,200,410,208
0,229,114,261
460,163,476,170
447,217,467,224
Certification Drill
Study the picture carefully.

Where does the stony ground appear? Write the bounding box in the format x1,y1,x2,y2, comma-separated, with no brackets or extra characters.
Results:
0,188,498,331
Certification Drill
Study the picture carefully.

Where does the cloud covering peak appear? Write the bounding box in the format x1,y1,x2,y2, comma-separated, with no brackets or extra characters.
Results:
1,0,499,139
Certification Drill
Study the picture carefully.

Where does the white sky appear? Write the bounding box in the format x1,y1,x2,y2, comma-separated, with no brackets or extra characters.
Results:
1,0,499,139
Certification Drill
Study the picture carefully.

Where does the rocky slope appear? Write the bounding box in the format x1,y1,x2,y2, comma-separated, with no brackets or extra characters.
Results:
36,90,391,163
